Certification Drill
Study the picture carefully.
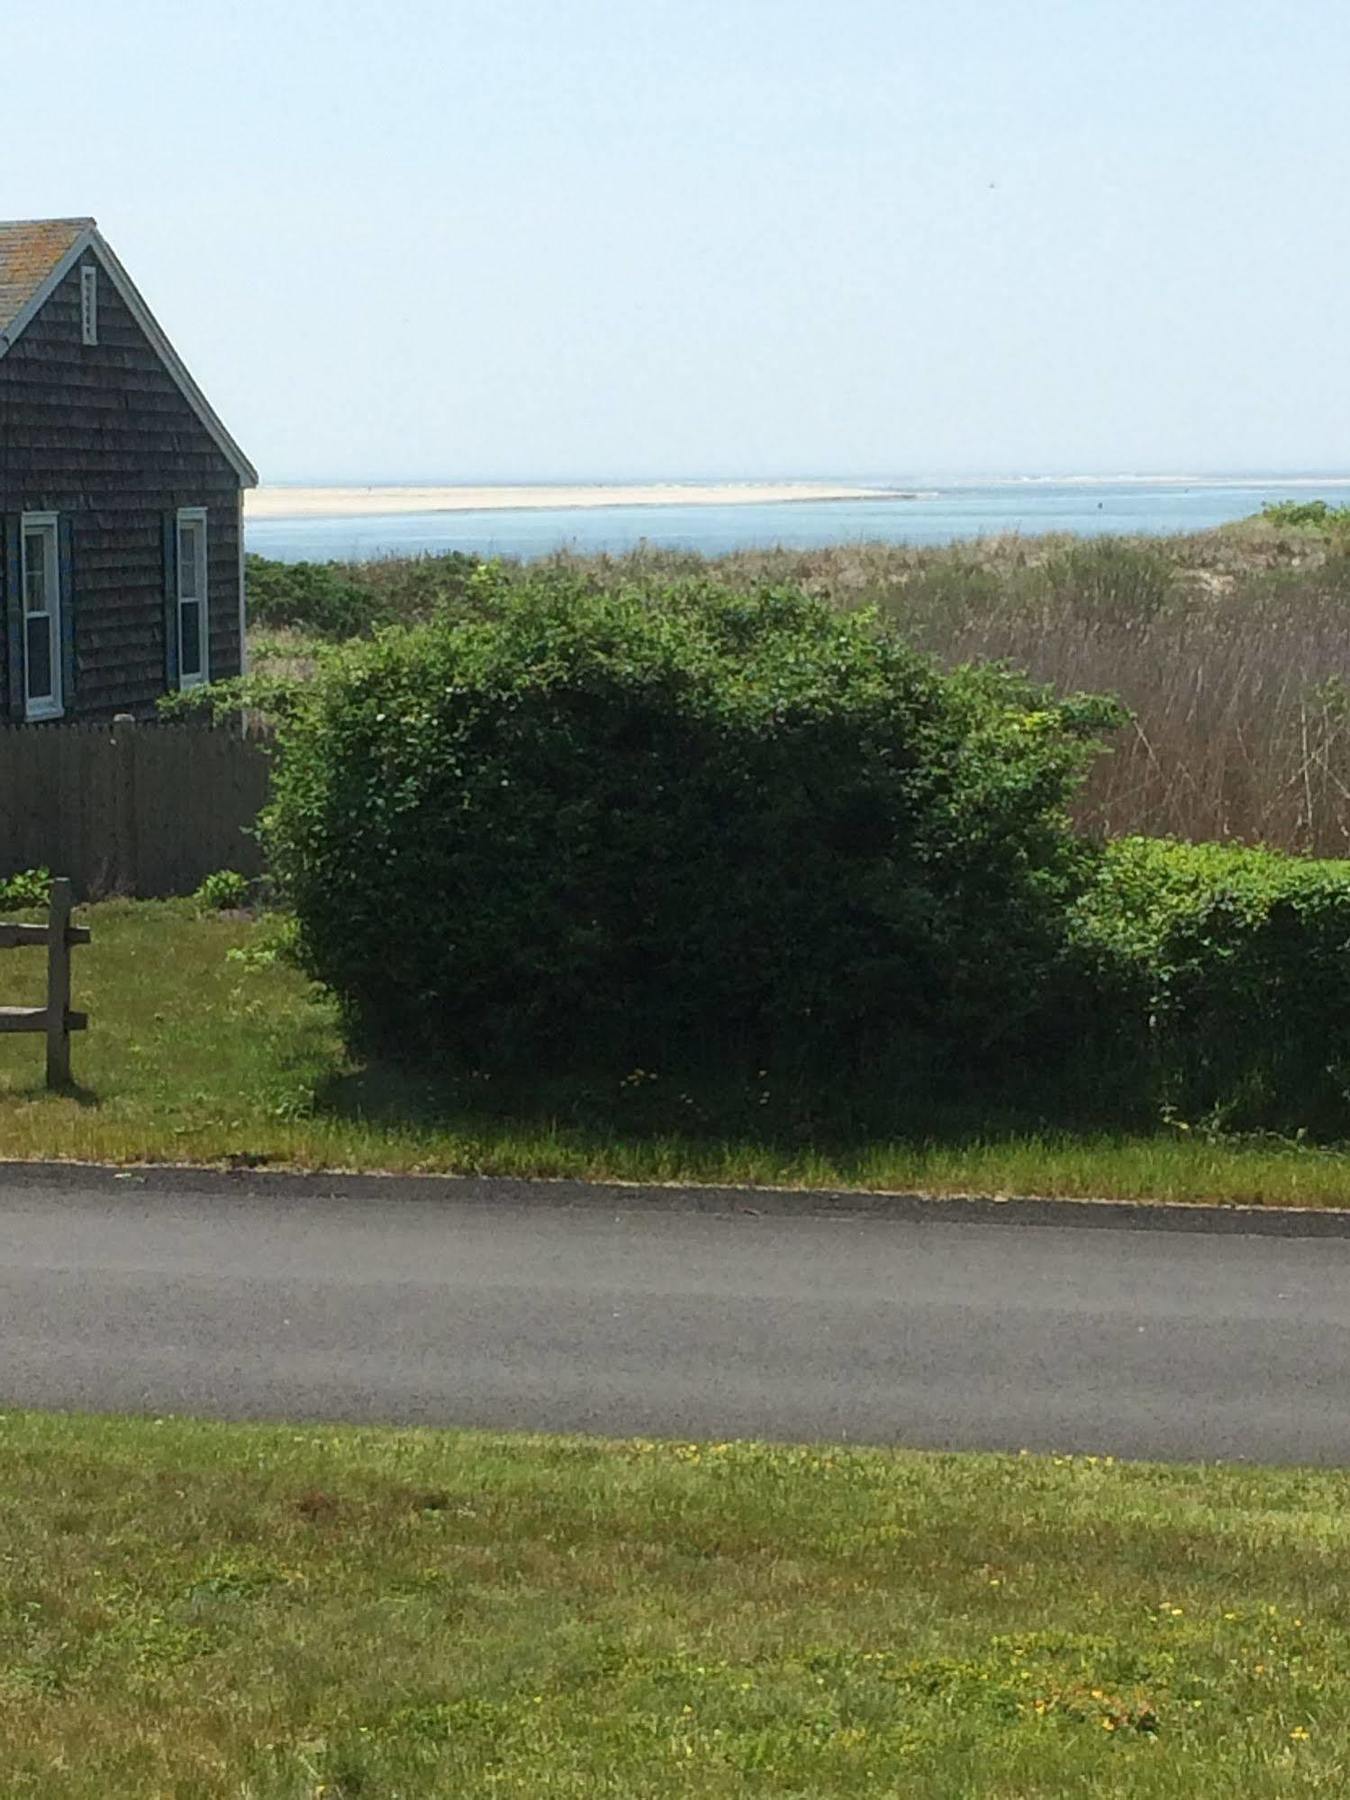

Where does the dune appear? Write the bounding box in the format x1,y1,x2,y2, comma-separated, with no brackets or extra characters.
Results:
245,480,894,520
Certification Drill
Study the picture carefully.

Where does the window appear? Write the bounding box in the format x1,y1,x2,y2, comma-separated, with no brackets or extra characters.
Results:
176,508,208,687
80,265,98,345
21,514,62,720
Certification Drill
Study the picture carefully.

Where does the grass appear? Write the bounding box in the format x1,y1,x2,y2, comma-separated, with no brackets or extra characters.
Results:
245,518,1350,854
0,1410,1348,1795
4,898,1350,1206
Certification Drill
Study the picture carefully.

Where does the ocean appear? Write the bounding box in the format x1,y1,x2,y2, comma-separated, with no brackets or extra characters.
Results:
245,476,1350,564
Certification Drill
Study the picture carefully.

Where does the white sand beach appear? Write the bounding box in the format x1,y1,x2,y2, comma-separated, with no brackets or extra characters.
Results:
246,481,891,520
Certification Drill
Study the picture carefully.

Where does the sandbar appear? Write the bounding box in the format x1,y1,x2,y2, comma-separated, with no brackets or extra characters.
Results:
246,481,894,520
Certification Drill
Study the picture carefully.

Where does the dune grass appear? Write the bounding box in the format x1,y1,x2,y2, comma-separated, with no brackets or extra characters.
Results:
2,898,1350,1206
247,519,1350,856
1,1410,1348,1795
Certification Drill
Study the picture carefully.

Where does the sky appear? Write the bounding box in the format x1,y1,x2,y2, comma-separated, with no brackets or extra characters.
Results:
8,0,1350,482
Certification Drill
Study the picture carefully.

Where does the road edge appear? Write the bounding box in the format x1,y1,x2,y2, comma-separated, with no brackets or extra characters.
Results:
2,1157,1350,1236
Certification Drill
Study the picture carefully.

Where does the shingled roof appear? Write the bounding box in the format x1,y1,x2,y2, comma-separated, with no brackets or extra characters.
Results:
0,217,96,338
0,215,255,484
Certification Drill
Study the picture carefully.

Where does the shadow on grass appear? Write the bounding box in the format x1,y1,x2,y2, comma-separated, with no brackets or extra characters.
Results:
310,1055,1146,1158
4,1078,101,1109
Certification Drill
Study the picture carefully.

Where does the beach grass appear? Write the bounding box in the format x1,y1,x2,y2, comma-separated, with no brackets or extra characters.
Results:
3,899,1350,1207
1,1409,1348,1796
247,520,1350,856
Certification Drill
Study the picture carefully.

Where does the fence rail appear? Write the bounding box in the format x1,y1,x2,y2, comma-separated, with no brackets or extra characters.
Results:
0,717,271,898
0,878,89,1087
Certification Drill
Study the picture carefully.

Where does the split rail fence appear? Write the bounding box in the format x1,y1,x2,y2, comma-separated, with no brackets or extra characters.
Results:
0,878,89,1087
0,716,271,898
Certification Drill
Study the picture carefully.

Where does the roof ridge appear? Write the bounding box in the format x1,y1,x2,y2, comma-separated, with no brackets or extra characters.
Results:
0,215,96,226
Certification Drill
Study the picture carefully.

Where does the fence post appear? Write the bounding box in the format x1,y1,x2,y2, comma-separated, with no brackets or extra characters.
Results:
112,713,138,894
45,878,74,1089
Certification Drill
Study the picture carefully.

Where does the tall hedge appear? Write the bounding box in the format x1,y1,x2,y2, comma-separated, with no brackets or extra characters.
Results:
264,570,1115,1083
1074,837,1350,1132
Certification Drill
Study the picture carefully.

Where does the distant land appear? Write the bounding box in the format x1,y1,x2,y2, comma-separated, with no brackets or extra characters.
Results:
244,474,1350,565
245,481,905,520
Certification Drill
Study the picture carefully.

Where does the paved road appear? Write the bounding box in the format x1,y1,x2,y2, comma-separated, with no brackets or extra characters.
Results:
2,1167,1349,1463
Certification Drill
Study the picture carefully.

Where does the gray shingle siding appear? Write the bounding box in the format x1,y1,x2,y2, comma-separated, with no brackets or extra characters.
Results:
0,252,243,721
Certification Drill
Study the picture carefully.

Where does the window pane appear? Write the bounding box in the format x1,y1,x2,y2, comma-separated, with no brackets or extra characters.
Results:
178,523,201,600
180,599,202,677
23,530,48,614
26,614,53,701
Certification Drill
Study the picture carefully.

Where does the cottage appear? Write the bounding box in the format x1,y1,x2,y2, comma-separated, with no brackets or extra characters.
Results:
0,218,256,723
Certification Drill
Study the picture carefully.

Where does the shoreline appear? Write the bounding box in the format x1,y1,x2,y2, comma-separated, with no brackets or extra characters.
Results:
245,481,900,521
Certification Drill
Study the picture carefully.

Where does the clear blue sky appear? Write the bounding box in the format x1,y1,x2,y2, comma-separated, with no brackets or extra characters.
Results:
12,0,1350,482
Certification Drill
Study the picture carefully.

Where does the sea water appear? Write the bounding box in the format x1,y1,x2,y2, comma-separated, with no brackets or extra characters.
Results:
246,476,1350,564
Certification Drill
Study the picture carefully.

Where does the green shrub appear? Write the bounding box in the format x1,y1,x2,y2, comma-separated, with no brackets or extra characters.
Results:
1260,498,1350,530
0,867,50,912
265,569,1119,1087
245,551,487,640
354,549,486,624
1075,837,1350,1133
246,554,394,640
158,669,305,726
245,555,383,638
194,869,251,912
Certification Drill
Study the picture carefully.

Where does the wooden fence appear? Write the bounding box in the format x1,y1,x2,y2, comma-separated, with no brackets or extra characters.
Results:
0,718,271,898
0,878,89,1087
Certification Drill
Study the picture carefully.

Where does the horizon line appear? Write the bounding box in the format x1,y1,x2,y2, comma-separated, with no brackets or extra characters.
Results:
255,469,1350,489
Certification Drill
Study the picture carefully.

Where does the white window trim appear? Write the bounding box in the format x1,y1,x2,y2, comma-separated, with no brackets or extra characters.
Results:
176,506,209,690
80,264,98,345
20,512,63,722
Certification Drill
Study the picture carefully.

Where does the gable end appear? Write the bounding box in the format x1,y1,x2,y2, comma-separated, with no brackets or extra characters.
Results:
0,225,256,487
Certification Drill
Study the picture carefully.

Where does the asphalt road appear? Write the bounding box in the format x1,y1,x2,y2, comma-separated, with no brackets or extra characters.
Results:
2,1166,1350,1464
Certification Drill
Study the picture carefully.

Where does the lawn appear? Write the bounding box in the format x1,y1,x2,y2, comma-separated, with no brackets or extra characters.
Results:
2,898,1350,1206
0,1411,1346,1796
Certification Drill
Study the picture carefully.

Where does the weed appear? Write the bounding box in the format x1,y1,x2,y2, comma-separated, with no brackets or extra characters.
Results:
193,869,251,913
